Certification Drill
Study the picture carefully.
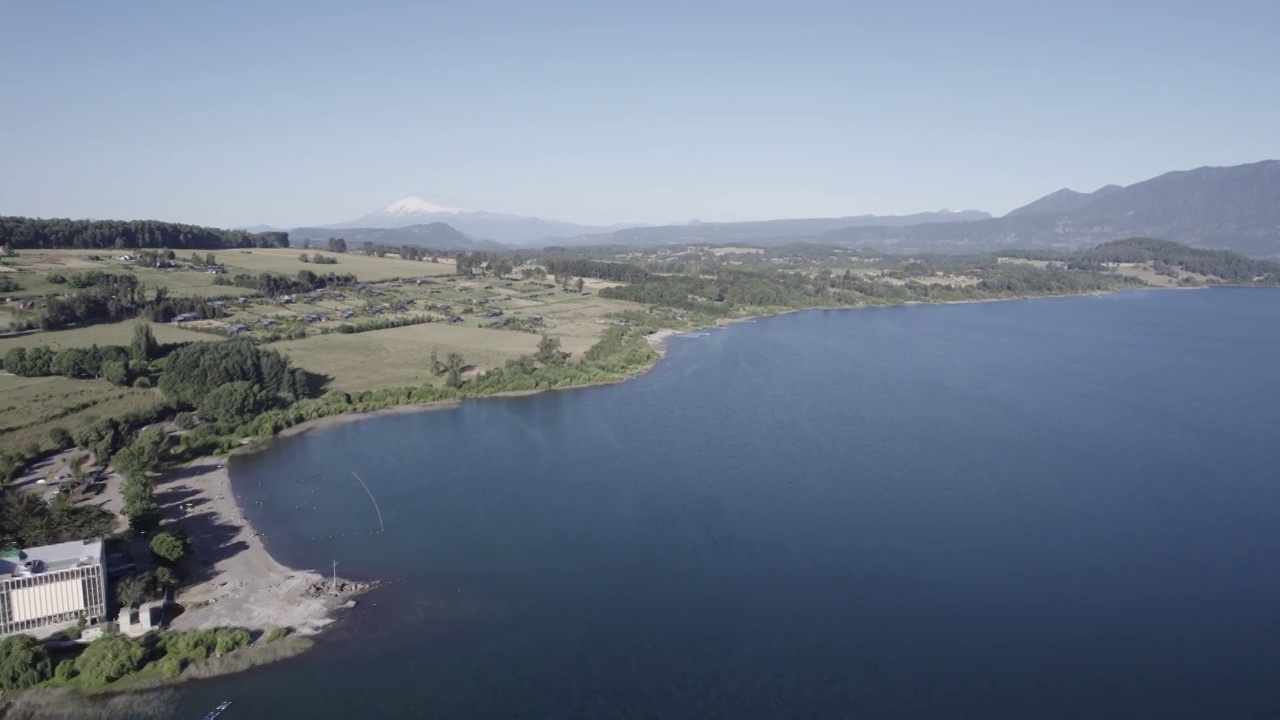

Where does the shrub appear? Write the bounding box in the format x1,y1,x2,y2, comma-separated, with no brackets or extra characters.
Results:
149,532,186,564
158,655,183,678
0,634,53,690
265,626,289,642
214,628,251,655
49,426,73,450
74,634,146,686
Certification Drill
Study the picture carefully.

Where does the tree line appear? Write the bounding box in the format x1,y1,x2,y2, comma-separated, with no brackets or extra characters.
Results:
213,269,358,298
543,258,651,284
1002,238,1280,284
0,217,289,250
12,275,228,332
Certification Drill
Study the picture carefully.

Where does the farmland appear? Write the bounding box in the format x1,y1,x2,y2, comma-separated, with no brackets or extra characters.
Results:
0,247,647,448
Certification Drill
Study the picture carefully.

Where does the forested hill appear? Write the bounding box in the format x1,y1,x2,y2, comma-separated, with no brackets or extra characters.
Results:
0,217,290,250
1003,238,1280,284
819,160,1280,258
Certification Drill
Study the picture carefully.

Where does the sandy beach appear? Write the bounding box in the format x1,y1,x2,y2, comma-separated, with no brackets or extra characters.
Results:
159,458,365,635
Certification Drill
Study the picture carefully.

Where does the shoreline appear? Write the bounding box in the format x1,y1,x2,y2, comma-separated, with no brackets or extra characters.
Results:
159,458,371,637
250,285,1209,446
63,283,1213,696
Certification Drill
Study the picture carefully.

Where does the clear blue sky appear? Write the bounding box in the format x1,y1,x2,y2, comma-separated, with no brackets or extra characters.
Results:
1,0,1276,228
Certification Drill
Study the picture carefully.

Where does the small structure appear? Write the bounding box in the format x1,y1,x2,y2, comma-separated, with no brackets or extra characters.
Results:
116,602,161,637
0,539,107,635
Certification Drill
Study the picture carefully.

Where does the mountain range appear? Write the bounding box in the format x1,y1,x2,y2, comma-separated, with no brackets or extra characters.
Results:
324,195,633,244
286,159,1280,258
812,160,1280,257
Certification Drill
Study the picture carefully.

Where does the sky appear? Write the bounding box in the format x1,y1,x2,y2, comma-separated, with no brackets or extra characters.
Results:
1,0,1277,229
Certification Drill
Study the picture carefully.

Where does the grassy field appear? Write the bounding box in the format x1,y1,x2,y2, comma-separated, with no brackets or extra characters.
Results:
0,374,164,453
0,321,214,354
1108,263,1215,287
270,322,545,391
218,248,456,281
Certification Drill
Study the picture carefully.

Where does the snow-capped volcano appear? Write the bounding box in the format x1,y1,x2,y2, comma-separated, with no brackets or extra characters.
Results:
326,195,629,244
378,194,473,217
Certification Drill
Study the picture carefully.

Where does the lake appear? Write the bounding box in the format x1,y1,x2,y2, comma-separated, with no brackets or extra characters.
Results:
174,288,1280,719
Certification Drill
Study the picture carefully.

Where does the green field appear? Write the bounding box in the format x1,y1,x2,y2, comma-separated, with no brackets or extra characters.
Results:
0,374,164,453
0,321,214,354
270,322,545,391
218,248,456,281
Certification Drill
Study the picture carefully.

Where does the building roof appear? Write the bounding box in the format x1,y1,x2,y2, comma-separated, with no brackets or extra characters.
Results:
0,539,104,577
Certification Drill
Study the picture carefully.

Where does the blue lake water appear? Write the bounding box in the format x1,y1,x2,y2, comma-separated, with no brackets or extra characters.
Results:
174,288,1280,719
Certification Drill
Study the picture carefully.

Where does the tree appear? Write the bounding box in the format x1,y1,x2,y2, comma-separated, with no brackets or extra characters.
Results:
298,252,310,263
204,252,216,267
575,277,585,294
149,532,186,564
327,237,347,254
445,368,462,389
122,475,158,528
535,335,567,365
197,381,264,425
115,572,153,608
74,634,146,686
75,418,127,464
101,359,129,386
49,426,73,450
0,634,53,690
130,323,159,365
154,566,178,589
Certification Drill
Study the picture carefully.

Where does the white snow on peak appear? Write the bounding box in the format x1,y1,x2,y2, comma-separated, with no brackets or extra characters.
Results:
380,195,472,216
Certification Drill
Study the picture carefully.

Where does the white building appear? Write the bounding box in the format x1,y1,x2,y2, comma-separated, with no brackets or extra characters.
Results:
0,539,107,635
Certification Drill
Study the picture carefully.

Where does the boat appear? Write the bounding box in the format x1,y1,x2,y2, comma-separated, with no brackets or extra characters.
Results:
203,700,232,720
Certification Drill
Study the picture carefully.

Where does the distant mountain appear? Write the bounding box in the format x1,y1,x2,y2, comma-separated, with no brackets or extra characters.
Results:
818,160,1280,258
325,195,627,244
289,222,503,251
1005,185,1123,218
561,209,992,246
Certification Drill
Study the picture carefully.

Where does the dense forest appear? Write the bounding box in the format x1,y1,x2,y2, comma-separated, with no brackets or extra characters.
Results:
1003,238,1280,283
544,258,651,283
0,217,289,250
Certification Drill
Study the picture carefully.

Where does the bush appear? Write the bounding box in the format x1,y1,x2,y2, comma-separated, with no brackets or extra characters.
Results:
49,426,73,450
149,532,186,564
132,376,153,388
74,634,146,686
53,659,75,682
0,634,53,690
214,628,251,655
265,626,289,643
158,655,183,678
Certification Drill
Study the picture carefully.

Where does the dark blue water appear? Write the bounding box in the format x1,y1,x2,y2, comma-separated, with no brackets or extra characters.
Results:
178,289,1280,719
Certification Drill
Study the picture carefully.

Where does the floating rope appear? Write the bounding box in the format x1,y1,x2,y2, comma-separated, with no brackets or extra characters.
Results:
351,470,386,533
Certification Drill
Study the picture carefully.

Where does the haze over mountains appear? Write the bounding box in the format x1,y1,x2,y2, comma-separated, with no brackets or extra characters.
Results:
279,159,1280,258
324,195,632,244
817,160,1280,257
